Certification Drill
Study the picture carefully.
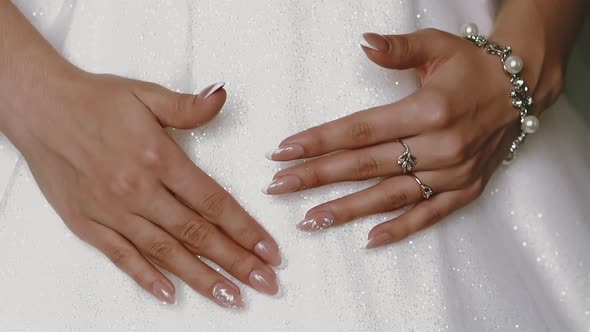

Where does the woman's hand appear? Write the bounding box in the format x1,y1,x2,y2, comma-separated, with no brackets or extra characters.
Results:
4,70,282,308
1,1,282,309
264,28,564,249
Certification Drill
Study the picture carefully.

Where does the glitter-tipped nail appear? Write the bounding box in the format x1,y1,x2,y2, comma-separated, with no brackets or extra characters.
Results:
212,283,244,310
296,213,335,232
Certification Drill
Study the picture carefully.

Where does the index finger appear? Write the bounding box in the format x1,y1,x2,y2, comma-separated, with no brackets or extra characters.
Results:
267,89,446,161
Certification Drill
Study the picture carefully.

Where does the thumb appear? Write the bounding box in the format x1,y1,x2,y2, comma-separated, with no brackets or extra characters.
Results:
359,29,452,72
135,81,226,129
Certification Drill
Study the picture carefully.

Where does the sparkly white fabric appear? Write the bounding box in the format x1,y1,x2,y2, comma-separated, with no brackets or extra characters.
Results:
1,1,589,331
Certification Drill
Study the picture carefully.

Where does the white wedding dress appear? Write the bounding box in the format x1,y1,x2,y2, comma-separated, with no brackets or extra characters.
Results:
1,1,589,331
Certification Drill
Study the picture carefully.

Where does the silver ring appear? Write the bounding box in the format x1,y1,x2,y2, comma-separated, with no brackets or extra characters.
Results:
397,139,417,174
411,173,434,199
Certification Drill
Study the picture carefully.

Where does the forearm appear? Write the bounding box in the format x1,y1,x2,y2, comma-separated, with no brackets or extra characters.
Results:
0,1,76,138
490,0,588,112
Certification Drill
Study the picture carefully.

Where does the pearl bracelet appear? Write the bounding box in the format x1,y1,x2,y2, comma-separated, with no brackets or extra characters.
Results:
461,22,540,163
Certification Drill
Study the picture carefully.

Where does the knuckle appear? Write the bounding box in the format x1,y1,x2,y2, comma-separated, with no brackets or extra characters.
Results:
469,177,486,199
356,154,380,179
201,191,229,219
228,254,258,276
234,226,261,249
424,92,454,128
384,189,409,208
393,34,412,59
445,133,471,164
302,165,322,188
456,157,480,186
181,222,212,251
148,240,175,262
299,127,324,154
110,171,143,196
139,141,168,171
108,246,133,267
424,207,444,225
349,120,375,143
173,92,186,116
88,187,109,206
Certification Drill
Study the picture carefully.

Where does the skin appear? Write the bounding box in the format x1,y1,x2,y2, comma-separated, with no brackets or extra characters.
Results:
266,0,589,248
0,0,587,311
0,1,282,308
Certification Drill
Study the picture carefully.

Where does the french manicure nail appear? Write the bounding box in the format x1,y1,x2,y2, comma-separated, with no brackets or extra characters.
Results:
152,280,175,304
212,282,244,310
265,144,305,161
296,213,335,232
249,269,280,296
262,175,302,195
254,240,282,267
197,82,225,100
362,233,393,250
359,33,390,53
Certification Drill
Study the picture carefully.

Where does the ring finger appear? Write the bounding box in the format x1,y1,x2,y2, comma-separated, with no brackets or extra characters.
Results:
265,132,474,195
72,219,177,304
295,167,473,232
294,131,503,232
114,214,247,309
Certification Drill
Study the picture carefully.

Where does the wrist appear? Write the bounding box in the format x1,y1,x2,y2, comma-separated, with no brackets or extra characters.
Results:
0,56,85,147
490,32,564,116
489,2,569,114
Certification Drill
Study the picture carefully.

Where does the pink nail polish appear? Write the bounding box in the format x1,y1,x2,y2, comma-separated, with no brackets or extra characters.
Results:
362,233,393,250
152,280,175,304
265,144,305,161
212,283,244,310
360,33,390,53
262,175,302,195
296,213,335,232
197,82,225,100
249,269,279,296
254,240,282,267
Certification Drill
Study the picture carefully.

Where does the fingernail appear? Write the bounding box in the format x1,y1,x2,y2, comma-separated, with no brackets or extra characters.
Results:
212,282,244,310
262,175,301,195
360,33,390,53
152,280,175,304
265,144,304,161
197,82,225,100
254,240,282,266
275,256,288,271
249,269,280,296
296,213,335,232
362,233,393,250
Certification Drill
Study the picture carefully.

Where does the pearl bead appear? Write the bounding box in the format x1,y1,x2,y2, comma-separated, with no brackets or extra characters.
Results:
522,115,540,134
504,55,524,75
460,23,478,37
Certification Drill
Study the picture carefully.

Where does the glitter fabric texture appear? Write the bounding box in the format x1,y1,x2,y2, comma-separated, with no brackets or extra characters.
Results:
1,1,590,331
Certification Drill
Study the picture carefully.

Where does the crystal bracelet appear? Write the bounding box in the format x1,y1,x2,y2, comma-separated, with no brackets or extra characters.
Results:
461,23,540,163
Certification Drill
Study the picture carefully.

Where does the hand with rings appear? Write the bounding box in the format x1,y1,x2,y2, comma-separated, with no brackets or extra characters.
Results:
264,28,563,249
